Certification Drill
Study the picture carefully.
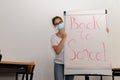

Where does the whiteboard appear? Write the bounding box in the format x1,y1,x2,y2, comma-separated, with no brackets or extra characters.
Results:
64,10,112,75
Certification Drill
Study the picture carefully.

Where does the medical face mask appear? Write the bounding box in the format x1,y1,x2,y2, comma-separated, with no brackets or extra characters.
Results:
56,23,64,30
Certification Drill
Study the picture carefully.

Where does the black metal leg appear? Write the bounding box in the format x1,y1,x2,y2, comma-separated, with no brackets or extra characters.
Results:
85,76,89,80
112,71,114,80
100,75,102,80
30,73,33,80
16,73,18,80
112,75,114,80
26,73,28,80
22,74,25,80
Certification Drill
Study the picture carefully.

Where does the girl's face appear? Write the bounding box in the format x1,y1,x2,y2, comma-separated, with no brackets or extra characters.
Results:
54,18,65,33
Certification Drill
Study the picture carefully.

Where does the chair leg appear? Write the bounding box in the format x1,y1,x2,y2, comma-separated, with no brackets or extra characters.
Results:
26,73,28,80
30,73,33,80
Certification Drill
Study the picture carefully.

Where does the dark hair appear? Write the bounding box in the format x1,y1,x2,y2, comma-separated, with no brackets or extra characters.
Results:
52,16,63,25
0,54,2,61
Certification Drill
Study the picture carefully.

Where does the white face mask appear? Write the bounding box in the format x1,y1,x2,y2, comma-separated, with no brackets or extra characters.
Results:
56,23,64,30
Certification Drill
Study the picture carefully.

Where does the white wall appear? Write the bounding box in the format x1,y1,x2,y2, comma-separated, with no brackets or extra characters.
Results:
0,0,120,80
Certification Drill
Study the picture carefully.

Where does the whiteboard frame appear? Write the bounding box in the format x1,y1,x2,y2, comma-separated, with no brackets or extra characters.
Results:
64,10,107,16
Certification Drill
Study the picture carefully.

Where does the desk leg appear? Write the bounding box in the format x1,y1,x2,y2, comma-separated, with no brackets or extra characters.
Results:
16,73,18,80
85,76,89,80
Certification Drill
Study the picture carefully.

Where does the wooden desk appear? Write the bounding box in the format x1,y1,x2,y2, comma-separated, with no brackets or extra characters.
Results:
112,68,120,80
0,61,35,80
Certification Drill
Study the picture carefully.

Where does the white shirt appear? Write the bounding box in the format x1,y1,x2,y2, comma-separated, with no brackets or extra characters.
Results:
51,34,64,64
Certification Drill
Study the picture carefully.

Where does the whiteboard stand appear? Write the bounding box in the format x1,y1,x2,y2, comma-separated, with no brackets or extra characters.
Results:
85,75,102,80
64,10,112,80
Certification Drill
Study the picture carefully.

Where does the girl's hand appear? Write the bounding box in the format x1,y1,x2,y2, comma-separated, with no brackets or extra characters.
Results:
61,32,67,39
106,27,109,33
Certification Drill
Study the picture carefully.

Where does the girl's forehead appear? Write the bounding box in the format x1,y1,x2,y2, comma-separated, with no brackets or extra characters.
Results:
55,18,61,22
